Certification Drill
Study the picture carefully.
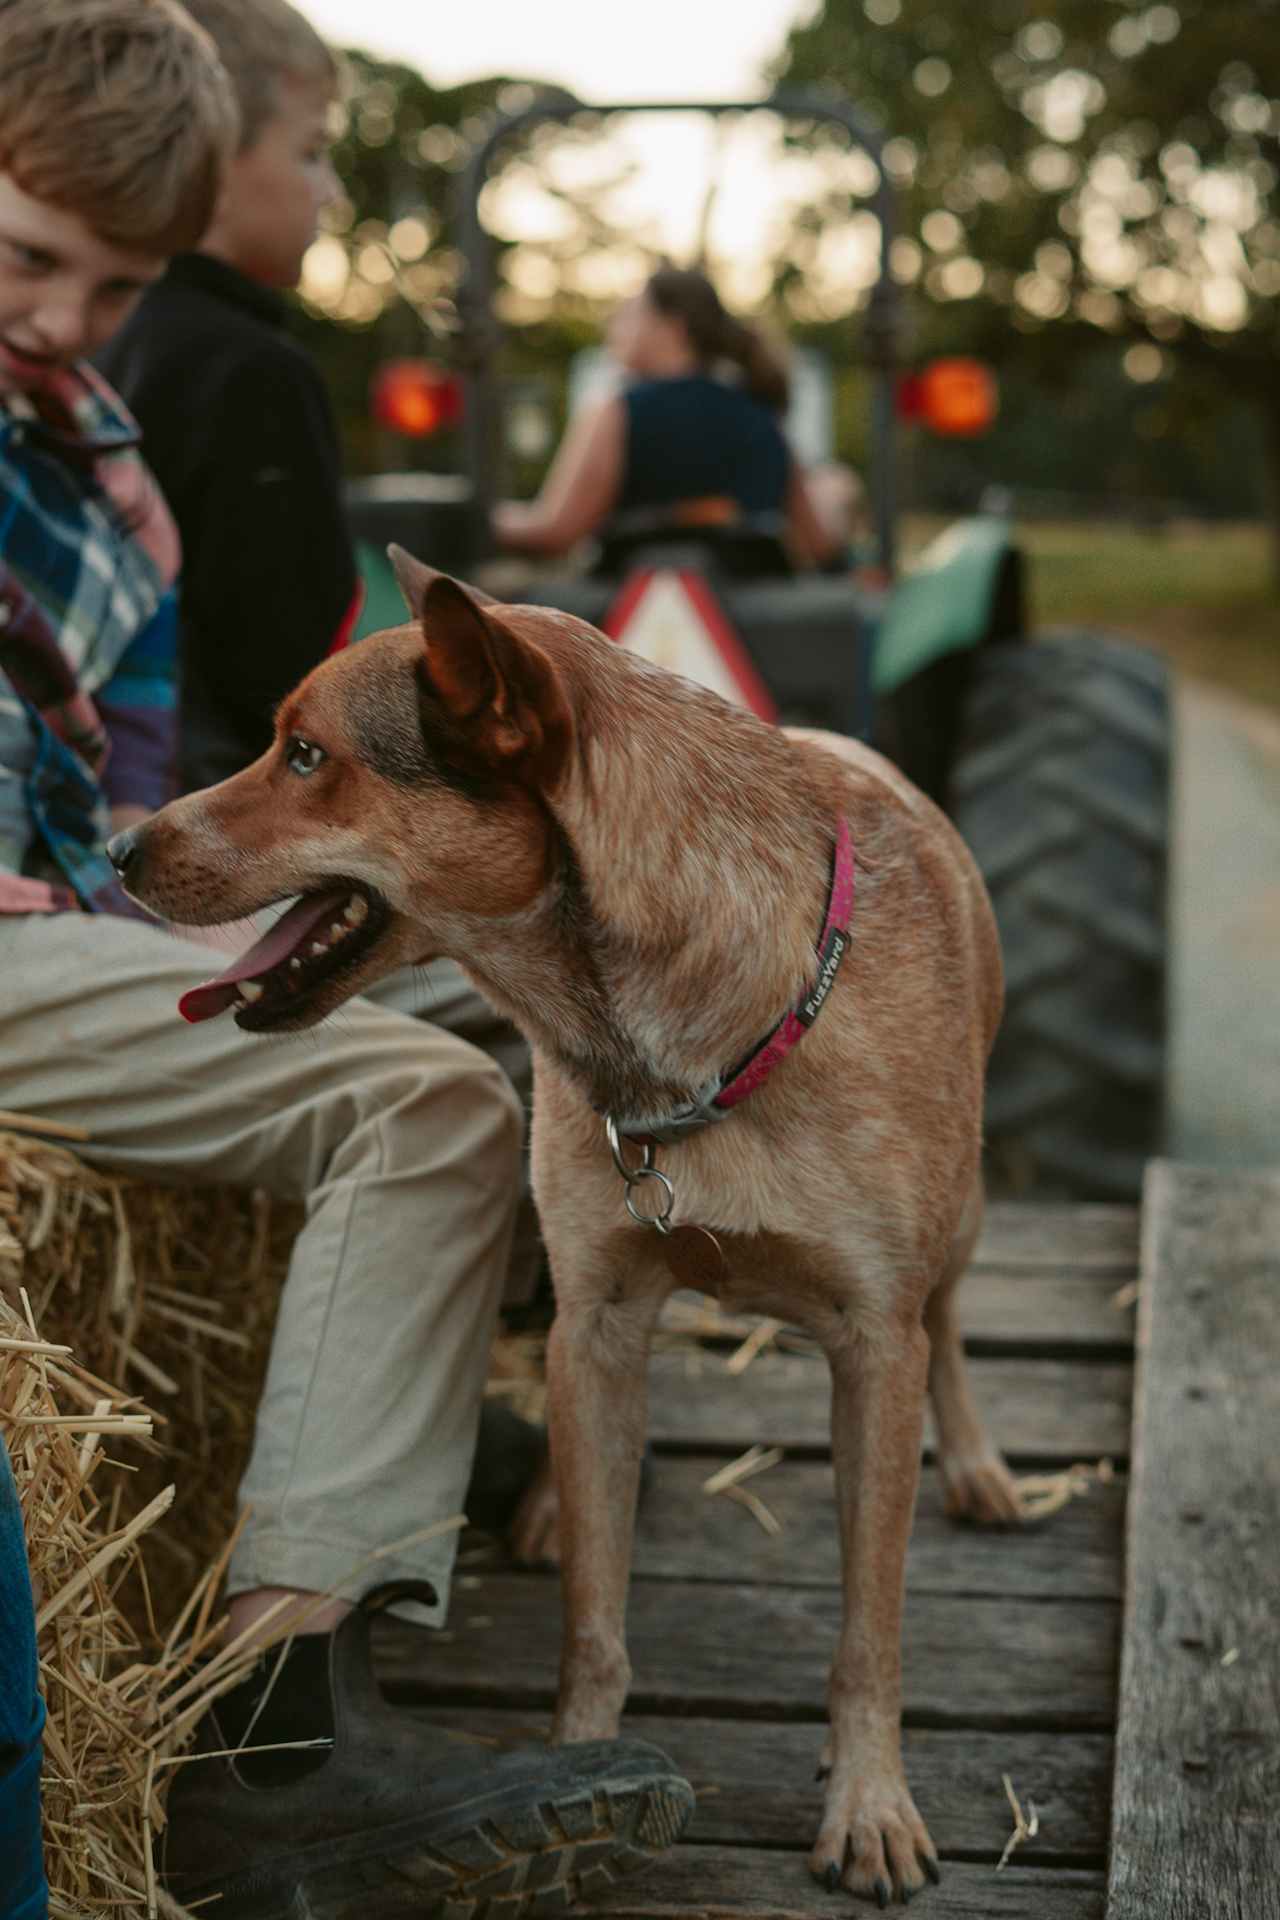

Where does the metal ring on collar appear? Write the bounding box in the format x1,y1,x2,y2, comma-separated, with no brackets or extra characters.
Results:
605,1113,653,1181
622,1163,675,1230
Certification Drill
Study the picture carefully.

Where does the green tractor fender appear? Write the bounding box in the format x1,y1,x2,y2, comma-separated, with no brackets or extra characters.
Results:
872,515,1025,697
345,474,479,641
867,513,1027,808
353,538,407,641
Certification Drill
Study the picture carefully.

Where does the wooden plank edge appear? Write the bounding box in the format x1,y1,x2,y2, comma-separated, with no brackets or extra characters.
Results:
1106,1160,1280,1920
584,1848,1105,1917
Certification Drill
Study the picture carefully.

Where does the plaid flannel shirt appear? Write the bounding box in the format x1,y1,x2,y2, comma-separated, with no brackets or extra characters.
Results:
0,362,179,916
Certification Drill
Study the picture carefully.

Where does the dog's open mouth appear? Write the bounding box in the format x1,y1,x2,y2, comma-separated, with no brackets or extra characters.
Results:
179,883,390,1030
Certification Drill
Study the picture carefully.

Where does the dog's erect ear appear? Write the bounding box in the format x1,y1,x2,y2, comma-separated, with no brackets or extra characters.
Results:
389,544,437,619
388,545,500,618
414,572,572,786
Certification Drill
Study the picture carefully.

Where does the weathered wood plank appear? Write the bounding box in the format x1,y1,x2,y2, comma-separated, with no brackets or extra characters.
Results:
585,1849,1106,1917
662,1267,1136,1356
646,1350,1132,1462
1107,1163,1280,1920
619,1458,1125,1599
412,1712,1113,1862
976,1204,1139,1272
957,1271,1135,1354
376,1578,1119,1729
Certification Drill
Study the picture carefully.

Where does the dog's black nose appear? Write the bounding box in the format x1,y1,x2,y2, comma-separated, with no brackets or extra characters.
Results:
106,826,140,877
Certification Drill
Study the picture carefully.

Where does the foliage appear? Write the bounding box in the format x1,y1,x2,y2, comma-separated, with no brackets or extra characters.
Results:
769,0,1280,534
286,51,509,473
286,23,1277,540
290,54,650,476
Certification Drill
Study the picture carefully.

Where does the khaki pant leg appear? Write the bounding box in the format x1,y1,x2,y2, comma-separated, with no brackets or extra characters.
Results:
364,958,542,1309
0,913,521,1617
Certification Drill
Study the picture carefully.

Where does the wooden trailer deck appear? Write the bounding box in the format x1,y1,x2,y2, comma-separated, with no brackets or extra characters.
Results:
371,1167,1279,1919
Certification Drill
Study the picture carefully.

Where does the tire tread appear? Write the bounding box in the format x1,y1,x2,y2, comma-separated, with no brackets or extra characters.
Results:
952,632,1170,1199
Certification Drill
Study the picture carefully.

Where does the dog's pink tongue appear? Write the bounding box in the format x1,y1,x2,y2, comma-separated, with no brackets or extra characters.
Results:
179,892,349,1023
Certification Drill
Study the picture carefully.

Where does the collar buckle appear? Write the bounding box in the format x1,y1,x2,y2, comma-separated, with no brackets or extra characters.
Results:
611,1080,727,1148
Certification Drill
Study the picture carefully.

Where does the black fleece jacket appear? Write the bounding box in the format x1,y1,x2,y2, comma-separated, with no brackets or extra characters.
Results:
99,253,358,792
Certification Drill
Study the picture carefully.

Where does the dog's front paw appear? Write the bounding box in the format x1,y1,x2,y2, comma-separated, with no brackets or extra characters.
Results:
809,1771,940,1906
940,1448,1023,1527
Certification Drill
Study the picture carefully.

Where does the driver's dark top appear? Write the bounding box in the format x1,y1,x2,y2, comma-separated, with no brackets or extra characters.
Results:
618,374,790,518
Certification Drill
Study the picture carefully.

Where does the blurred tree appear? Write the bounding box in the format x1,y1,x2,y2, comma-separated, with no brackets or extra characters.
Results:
290,52,651,477
770,0,1280,569
287,51,511,473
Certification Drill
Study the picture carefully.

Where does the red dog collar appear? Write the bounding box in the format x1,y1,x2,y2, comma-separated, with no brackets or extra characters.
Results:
714,815,854,1109
614,818,855,1145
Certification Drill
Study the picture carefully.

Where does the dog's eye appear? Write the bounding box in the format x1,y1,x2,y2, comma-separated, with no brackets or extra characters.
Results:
285,735,327,777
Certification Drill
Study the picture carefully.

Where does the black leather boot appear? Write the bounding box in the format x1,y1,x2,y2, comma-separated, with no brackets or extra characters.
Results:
160,1583,693,1918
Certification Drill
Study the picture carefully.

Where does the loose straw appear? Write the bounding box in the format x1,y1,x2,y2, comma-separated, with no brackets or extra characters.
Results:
703,1446,785,1536
996,1772,1040,1869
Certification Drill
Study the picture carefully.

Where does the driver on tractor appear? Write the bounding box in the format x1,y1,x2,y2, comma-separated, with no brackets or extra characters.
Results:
494,265,852,571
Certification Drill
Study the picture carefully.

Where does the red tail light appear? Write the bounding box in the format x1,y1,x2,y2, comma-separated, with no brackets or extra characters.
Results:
370,360,464,438
898,358,998,437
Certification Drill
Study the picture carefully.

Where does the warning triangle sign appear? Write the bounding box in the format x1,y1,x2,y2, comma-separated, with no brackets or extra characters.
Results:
604,568,777,723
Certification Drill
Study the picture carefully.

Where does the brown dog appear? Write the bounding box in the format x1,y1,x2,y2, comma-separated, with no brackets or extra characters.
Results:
111,550,1021,1906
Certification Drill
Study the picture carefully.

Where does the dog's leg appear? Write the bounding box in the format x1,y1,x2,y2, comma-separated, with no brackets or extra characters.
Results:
813,1310,937,1903
925,1173,1021,1525
546,1267,666,1743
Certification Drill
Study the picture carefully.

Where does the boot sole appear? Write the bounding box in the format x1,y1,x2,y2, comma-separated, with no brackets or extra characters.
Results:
168,1765,694,1918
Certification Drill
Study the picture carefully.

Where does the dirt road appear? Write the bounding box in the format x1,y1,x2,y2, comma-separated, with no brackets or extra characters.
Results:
1169,681,1280,1165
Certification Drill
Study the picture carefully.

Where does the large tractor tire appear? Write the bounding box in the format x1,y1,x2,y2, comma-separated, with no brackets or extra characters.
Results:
949,630,1170,1200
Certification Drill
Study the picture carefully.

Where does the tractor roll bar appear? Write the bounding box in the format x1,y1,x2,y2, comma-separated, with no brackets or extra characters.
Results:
456,92,902,577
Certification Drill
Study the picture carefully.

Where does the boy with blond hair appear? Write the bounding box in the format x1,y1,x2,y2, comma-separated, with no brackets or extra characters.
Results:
0,1,689,1913
1,9,234,1911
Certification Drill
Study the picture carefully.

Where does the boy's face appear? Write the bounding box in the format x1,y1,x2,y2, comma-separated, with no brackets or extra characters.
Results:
0,175,164,394
210,75,339,289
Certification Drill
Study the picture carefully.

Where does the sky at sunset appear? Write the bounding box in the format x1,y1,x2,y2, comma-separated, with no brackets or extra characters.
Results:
295,0,866,304
297,0,813,102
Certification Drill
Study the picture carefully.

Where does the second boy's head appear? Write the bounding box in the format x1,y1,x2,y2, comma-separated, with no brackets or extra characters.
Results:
0,0,237,392
182,0,341,290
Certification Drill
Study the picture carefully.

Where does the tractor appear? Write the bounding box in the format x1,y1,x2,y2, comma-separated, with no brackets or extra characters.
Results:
346,91,1170,1202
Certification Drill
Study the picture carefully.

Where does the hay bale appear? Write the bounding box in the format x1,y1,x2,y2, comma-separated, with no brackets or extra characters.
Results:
0,1286,277,1918
1,1124,299,1915
1,1113,499,1917
1,1126,548,1625
0,1122,484,1917
1,1128,295,1635
1,1117,425,1916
